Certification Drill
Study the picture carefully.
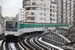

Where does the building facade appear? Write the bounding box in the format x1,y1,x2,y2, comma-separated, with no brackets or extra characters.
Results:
18,8,25,22
73,0,75,22
4,16,11,21
22,0,57,23
62,0,73,25
0,6,4,27
57,0,73,25
50,0,57,23
16,13,19,22
56,0,62,24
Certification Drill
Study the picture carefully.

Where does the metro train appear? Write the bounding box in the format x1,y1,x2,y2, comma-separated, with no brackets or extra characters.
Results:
4,21,69,41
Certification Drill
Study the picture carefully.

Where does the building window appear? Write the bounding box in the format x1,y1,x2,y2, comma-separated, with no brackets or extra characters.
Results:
53,14,54,17
53,6,55,8
41,8,42,10
20,12,22,13
20,14,22,16
32,3,36,5
44,4,46,7
41,0,43,1
50,18,52,21
50,22,52,23
26,12,29,15
31,12,34,15
50,9,52,12
41,3,42,5
53,19,55,21
50,6,52,8
44,14,46,16
53,10,55,12
32,0,36,1
40,13,42,15
44,9,46,11
50,14,52,16
40,18,42,20
23,20,24,22
32,7,36,10
23,14,24,16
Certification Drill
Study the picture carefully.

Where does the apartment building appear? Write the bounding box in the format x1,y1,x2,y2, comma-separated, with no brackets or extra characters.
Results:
56,0,62,24
19,8,25,22
22,0,57,23
16,13,19,22
62,0,73,25
50,0,57,23
56,0,73,25
73,0,75,22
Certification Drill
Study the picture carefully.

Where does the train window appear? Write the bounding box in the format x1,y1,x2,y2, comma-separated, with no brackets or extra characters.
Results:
37,24,39,27
41,24,42,27
36,24,38,28
30,24,31,28
62,25,64,27
47,24,49,27
31,24,33,28
24,24,26,28
49,24,51,27
32,24,33,28
27,24,29,28
20,24,24,29
42,24,43,27
39,24,41,27
34,24,36,28
52,24,54,27
68,25,69,27
25,24,27,28
29,24,30,28
55,24,57,27
40,24,42,28
33,24,34,28
39,24,40,27
35,24,37,28
6,21,18,31
18,23,20,29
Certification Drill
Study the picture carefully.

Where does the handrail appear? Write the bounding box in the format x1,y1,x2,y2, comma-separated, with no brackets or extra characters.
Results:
51,32,71,43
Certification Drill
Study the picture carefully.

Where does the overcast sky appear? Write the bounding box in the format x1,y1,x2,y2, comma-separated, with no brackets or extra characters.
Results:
0,0,22,17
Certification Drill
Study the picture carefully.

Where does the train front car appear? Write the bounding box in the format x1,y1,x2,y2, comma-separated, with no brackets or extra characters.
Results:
5,21,18,42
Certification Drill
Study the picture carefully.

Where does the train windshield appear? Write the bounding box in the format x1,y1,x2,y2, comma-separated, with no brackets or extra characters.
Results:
6,21,18,31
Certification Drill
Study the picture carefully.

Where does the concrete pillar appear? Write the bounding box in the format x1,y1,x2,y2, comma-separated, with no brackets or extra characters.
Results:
49,47,51,50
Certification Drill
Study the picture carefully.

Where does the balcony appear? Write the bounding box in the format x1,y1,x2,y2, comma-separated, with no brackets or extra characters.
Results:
25,4,39,8
25,20,35,22
25,15,35,17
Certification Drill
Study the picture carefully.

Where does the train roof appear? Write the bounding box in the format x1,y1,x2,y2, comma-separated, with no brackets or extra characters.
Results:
5,21,69,25
18,22,69,24
5,20,17,22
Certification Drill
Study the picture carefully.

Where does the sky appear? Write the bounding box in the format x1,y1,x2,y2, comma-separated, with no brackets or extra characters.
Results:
0,0,22,17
